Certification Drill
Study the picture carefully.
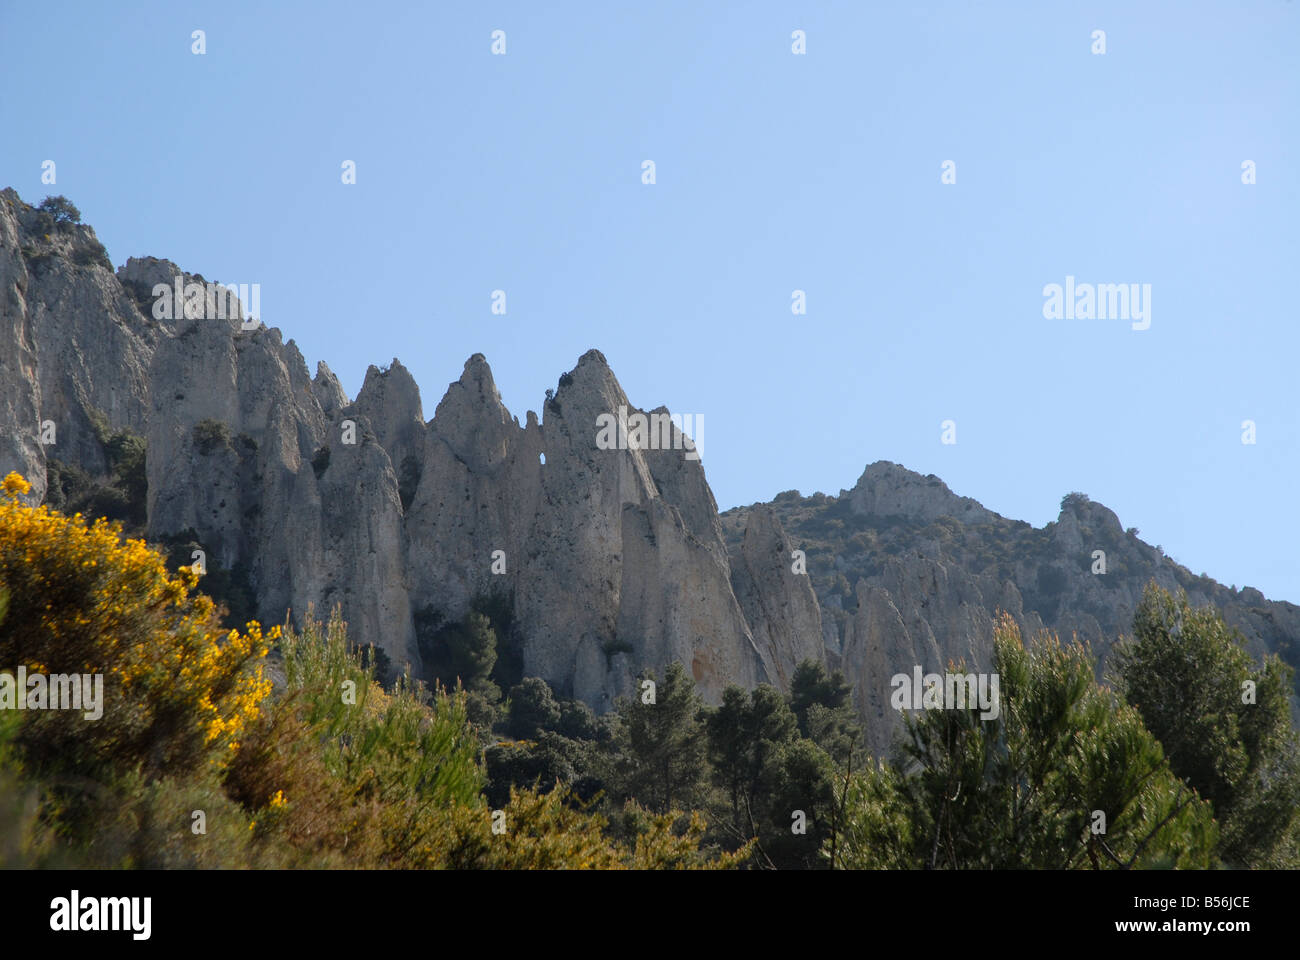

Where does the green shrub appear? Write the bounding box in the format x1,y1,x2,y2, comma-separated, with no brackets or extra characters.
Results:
72,241,111,270
38,195,81,224
193,419,232,456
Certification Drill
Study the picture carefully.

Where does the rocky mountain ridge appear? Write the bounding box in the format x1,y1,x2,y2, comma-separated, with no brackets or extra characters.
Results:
722,462,1300,753
0,189,815,719
3,188,1296,757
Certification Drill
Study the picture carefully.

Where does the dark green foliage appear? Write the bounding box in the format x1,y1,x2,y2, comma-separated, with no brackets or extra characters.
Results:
103,431,147,526
757,737,836,868
1116,584,1300,868
470,591,522,691
82,485,130,524
557,698,601,741
705,686,752,829
71,240,111,270
447,612,499,698
505,678,562,740
788,659,861,764
463,689,499,732
831,616,1217,869
485,673,608,811
703,682,833,867
803,703,860,768
158,533,258,631
194,419,232,456
85,407,112,447
413,604,444,636
1061,491,1091,511
484,732,589,808
42,425,149,532
612,663,709,814
419,609,499,701
38,195,81,224
413,595,517,701
41,459,92,514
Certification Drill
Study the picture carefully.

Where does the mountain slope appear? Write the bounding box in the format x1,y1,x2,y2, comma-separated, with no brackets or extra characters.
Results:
0,189,814,716
722,463,1300,754
2,188,1294,758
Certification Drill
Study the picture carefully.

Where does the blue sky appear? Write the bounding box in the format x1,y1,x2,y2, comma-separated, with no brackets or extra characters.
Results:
2,1,1296,601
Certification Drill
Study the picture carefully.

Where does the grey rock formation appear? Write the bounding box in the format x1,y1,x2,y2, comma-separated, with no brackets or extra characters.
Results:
729,505,824,690
353,359,426,508
0,192,821,717
0,192,44,503
5,189,1295,757
725,464,1300,757
0,192,161,502
406,349,783,711
849,460,996,525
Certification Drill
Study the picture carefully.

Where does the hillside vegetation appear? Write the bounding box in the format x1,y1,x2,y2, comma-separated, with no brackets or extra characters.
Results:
3,470,1296,868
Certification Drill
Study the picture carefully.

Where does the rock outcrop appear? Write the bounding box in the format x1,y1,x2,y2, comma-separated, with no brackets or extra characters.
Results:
0,191,163,503
0,189,818,716
724,465,1300,757
729,505,824,691
405,350,777,709
4,188,1296,757
848,461,996,526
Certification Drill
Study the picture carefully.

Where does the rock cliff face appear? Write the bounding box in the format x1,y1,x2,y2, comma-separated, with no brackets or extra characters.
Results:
728,505,824,691
0,189,809,715
0,190,162,504
848,461,994,526
403,350,775,710
3,188,1296,757
723,463,1300,756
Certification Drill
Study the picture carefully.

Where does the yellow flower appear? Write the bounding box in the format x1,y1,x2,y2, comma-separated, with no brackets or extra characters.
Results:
1,472,31,498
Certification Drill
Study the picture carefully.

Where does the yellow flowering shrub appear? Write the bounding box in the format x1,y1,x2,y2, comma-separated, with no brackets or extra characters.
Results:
0,474,744,869
0,471,272,781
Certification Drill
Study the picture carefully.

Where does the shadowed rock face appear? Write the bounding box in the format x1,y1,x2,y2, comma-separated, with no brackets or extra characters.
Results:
0,191,816,715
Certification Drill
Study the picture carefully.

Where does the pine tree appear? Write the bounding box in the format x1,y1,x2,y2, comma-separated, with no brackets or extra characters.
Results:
830,614,1218,869
615,662,708,814
789,659,862,765
1116,583,1300,867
